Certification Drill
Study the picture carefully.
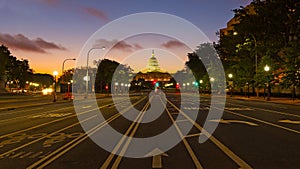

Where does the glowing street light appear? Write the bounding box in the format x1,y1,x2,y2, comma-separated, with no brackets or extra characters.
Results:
264,65,270,72
264,65,271,101
228,74,233,97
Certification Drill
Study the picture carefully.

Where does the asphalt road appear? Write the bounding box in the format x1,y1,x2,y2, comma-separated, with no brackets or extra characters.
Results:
0,92,299,169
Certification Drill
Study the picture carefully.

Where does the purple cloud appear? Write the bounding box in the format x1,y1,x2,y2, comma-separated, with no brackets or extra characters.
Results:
82,7,108,22
0,33,67,53
161,40,186,49
38,0,59,6
94,39,143,52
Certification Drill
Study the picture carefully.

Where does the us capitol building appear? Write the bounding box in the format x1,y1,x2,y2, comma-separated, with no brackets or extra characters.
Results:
133,50,172,86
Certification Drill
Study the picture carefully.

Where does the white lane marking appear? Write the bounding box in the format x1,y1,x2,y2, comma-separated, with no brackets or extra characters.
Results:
0,116,96,159
209,119,258,126
82,106,92,109
220,108,300,135
175,119,189,123
226,102,300,118
167,100,252,169
225,107,253,111
26,97,147,169
165,101,203,169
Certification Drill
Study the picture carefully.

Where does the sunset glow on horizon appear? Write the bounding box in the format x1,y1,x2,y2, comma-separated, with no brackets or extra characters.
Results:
0,0,252,75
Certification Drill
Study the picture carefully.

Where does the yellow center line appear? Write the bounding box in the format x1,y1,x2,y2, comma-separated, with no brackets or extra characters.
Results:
26,97,146,169
0,97,129,139
109,102,150,169
102,96,153,169
0,107,73,123
165,98,203,169
0,107,43,117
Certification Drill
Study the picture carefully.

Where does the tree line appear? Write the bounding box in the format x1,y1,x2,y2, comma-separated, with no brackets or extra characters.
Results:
0,45,53,92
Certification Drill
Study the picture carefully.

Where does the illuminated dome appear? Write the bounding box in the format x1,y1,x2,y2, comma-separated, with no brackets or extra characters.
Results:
146,50,160,72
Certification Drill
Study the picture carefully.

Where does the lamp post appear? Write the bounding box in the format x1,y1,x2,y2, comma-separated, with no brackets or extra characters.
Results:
66,80,73,99
228,74,233,97
114,82,118,95
246,82,250,98
53,71,58,102
85,46,106,99
264,65,270,101
62,58,76,83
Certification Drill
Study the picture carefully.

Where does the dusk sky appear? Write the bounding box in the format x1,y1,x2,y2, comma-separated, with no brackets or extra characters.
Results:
0,0,252,75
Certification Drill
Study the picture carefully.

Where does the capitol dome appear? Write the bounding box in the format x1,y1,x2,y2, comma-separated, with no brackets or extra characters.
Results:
145,50,160,72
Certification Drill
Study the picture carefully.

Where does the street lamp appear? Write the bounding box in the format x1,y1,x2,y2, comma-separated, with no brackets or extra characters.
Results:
264,65,270,101
62,58,76,83
264,65,270,72
85,46,106,99
53,71,58,102
199,80,203,94
228,74,233,97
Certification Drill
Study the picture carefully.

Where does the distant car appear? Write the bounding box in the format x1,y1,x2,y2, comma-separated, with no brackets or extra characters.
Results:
64,93,74,100
42,88,53,95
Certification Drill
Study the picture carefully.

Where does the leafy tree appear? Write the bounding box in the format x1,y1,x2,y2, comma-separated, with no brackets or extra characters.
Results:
217,0,299,97
59,69,74,84
5,56,32,88
0,45,10,89
95,59,132,93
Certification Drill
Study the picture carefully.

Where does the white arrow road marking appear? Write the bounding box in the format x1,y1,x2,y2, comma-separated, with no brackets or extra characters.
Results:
210,119,258,126
145,148,168,168
278,119,300,124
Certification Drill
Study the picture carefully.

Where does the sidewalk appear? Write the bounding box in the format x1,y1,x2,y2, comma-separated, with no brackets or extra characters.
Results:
228,95,300,106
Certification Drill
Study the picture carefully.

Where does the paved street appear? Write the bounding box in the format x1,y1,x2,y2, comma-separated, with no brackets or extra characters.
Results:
0,92,299,169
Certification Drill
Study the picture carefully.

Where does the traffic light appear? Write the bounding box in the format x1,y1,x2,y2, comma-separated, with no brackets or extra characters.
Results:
176,83,180,89
193,81,199,87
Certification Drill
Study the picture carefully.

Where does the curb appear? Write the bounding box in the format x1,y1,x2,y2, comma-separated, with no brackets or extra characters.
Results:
228,96,300,106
